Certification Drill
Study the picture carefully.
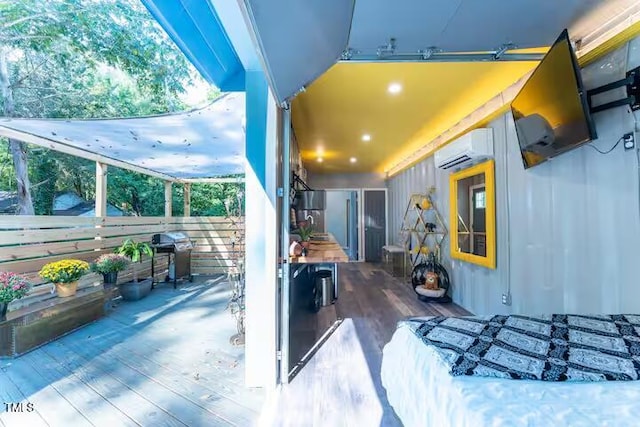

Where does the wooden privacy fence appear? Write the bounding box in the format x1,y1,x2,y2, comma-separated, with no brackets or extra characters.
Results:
0,216,244,310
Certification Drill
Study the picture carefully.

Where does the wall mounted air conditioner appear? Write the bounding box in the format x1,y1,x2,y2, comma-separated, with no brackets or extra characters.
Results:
434,128,494,171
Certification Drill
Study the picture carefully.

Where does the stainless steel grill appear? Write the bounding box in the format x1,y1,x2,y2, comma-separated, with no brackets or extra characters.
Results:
151,232,194,288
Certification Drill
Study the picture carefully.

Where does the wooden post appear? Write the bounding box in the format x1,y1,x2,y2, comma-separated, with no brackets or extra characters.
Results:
95,162,107,217
183,183,191,217
164,181,172,217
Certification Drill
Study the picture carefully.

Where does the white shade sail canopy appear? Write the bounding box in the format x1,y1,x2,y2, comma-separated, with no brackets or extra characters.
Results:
0,93,245,182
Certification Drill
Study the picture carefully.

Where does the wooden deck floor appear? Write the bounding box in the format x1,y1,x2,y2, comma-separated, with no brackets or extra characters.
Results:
0,277,264,427
263,262,470,427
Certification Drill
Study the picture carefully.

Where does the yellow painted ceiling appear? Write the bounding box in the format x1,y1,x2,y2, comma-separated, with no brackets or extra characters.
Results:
292,60,540,174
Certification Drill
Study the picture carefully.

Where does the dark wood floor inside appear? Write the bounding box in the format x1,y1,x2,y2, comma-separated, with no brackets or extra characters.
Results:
337,262,470,426
266,262,470,427
337,262,471,353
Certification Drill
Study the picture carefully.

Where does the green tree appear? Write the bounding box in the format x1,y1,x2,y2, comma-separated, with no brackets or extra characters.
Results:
106,168,160,216
0,0,199,214
30,149,57,215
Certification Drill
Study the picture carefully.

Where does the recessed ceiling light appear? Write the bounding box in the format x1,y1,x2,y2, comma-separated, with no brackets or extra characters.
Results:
388,82,402,94
317,157,323,163
316,147,324,156
350,157,357,163
362,134,371,142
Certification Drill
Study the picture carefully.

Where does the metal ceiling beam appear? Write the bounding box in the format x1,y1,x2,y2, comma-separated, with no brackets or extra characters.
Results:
339,52,544,63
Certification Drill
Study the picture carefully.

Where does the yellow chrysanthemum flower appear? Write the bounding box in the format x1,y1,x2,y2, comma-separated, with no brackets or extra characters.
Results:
39,259,90,283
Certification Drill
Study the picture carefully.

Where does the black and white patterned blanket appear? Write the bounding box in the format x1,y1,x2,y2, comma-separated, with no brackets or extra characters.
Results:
407,314,640,381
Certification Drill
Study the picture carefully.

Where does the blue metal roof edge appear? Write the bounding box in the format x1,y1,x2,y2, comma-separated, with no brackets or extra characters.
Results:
141,0,246,92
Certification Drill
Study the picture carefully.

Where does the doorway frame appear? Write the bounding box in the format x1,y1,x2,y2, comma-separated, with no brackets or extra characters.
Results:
321,187,388,262
321,189,359,260
362,188,389,262
322,188,362,261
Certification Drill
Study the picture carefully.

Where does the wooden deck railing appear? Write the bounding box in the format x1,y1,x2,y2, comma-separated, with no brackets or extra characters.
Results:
0,216,244,310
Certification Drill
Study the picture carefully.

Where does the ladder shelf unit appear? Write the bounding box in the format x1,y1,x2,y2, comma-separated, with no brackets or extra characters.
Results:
399,187,448,276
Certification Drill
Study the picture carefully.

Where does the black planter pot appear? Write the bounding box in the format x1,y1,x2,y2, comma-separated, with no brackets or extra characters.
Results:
102,271,118,285
0,302,8,321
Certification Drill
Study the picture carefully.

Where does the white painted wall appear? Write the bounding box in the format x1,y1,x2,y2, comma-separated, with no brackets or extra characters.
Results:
245,89,279,388
325,190,350,246
388,36,640,315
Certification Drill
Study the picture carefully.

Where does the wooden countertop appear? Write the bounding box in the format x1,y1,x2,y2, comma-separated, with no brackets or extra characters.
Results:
290,233,350,264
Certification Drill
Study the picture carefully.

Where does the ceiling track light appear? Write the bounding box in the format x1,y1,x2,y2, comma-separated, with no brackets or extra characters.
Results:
493,43,516,60
341,47,359,60
419,46,442,60
377,37,397,58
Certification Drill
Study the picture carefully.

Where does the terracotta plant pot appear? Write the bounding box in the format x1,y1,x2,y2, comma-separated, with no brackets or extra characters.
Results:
301,241,311,249
55,281,78,298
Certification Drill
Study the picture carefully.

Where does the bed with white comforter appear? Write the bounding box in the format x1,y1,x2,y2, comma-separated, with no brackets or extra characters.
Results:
381,317,640,427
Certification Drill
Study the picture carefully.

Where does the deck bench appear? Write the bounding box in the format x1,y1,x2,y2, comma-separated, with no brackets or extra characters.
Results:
0,286,108,358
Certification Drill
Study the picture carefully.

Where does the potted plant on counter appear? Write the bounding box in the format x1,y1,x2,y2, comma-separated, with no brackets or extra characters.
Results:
295,224,314,249
115,239,153,301
0,272,31,321
39,259,90,297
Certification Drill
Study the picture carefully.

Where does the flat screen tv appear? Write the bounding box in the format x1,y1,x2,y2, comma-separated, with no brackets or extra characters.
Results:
511,29,597,169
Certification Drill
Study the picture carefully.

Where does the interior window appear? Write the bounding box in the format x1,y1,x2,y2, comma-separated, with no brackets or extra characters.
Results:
449,160,495,268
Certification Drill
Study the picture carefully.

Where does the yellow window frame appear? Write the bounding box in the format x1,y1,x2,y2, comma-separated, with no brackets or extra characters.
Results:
449,159,496,269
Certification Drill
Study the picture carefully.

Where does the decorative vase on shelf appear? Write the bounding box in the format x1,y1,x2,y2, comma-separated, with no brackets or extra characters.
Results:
289,241,303,257
0,302,8,321
55,281,78,298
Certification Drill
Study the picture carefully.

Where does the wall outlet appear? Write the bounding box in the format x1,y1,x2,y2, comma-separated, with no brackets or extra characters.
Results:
623,132,635,150
501,293,512,305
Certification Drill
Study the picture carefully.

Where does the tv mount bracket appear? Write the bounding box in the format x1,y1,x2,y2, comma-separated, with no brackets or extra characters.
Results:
587,65,640,114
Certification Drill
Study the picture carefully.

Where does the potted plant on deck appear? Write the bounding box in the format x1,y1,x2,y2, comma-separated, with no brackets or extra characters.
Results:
92,254,129,309
115,239,153,301
92,254,130,287
0,272,31,321
39,259,90,297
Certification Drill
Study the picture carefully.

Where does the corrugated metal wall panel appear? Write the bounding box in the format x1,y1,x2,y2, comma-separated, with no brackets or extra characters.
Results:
387,36,640,315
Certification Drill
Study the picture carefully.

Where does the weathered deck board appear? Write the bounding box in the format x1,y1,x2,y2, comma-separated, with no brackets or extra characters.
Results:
58,332,256,426
265,262,471,427
0,368,49,427
0,277,263,426
20,348,138,427
2,356,93,427
41,339,185,427
74,316,259,406
59,338,235,427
